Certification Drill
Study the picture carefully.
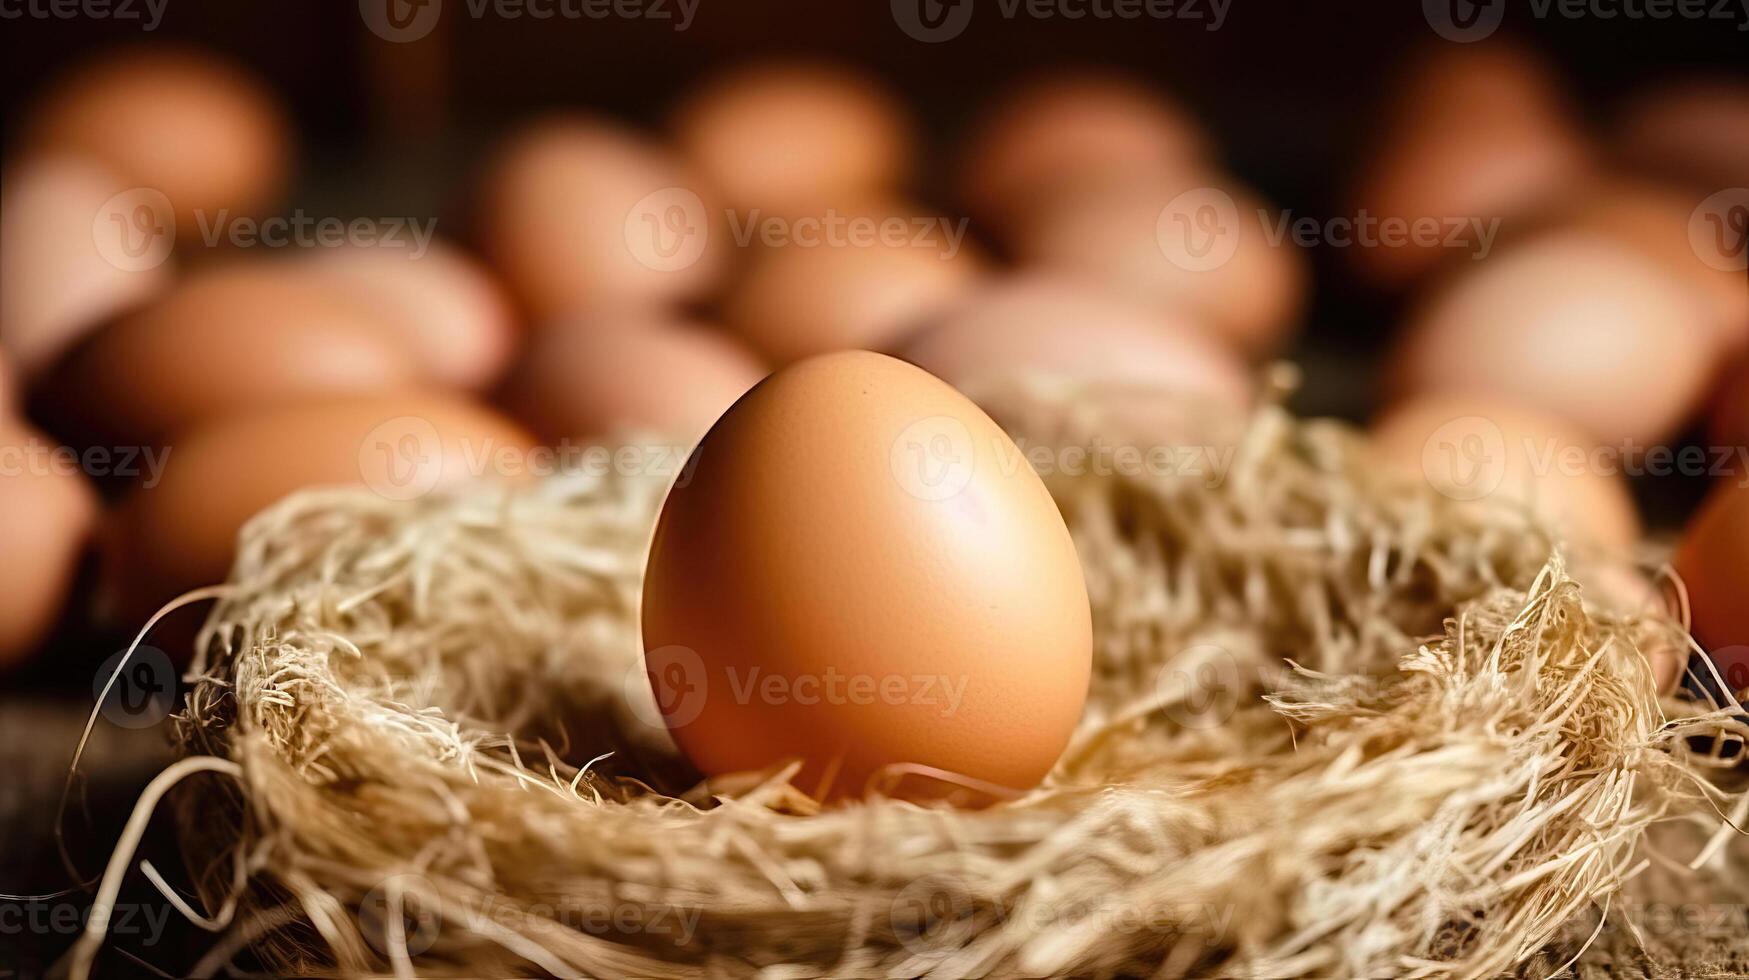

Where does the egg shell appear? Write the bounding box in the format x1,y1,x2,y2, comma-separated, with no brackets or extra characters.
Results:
299,240,518,391
957,71,1208,229
501,312,765,446
1390,231,1715,447
672,62,912,214
1371,393,1641,553
27,47,289,236
52,262,421,445
1710,356,1749,452
1,154,172,379
479,116,727,318
0,418,98,666
723,204,985,363
1349,44,1590,289
1675,482,1749,692
113,393,535,618
1520,179,1749,354
1617,78,1749,188
0,350,13,412
1009,170,1305,357
642,351,1091,802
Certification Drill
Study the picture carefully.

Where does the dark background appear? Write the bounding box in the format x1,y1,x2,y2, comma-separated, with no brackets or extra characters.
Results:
1,2,1745,976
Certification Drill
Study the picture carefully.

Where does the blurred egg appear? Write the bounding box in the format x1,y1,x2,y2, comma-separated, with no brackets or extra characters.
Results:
50,262,420,445
672,62,911,213
1390,231,1714,446
1710,355,1749,452
1675,482,1749,692
0,418,98,667
479,116,726,318
27,47,290,236
501,312,765,444
0,350,13,413
1522,180,1749,353
113,393,535,617
1350,43,1590,289
299,240,518,391
957,70,1208,229
1008,170,1305,357
1371,393,1640,552
1617,78,1749,187
900,273,1252,438
723,203,984,363
643,351,1090,802
1,154,172,379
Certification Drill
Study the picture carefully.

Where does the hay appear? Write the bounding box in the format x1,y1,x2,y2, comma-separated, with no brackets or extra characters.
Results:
96,384,1749,977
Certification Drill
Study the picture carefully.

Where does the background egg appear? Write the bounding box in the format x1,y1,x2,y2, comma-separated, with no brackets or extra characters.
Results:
900,273,1252,421
642,351,1090,801
1616,78,1749,187
1,154,172,380
1349,43,1591,290
0,418,98,667
723,204,984,363
479,116,727,318
1008,170,1305,357
1389,231,1715,446
671,61,912,214
112,393,535,619
1709,355,1749,453
1371,393,1641,553
299,240,518,391
49,262,420,444
1521,180,1749,353
1675,482,1749,692
27,47,290,237
957,70,1208,230
0,350,13,413
500,312,765,445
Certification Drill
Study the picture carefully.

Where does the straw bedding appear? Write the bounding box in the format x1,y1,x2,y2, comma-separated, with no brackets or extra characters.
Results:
94,383,1749,977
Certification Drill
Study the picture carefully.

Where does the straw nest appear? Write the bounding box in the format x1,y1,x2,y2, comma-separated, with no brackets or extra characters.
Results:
92,382,1749,977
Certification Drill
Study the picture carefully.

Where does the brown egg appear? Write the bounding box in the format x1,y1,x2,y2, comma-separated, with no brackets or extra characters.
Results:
27,47,289,237
1008,170,1305,357
0,350,13,414
1675,482,1749,691
1617,78,1749,187
0,418,98,666
479,116,727,319
299,241,518,391
723,203,985,363
51,262,420,445
1711,356,1749,452
501,312,765,445
672,62,911,214
1372,393,1640,553
113,393,535,617
643,351,1090,802
1,154,172,379
957,70,1208,229
900,273,1252,414
1390,231,1715,446
1350,43,1591,289
1521,180,1749,354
